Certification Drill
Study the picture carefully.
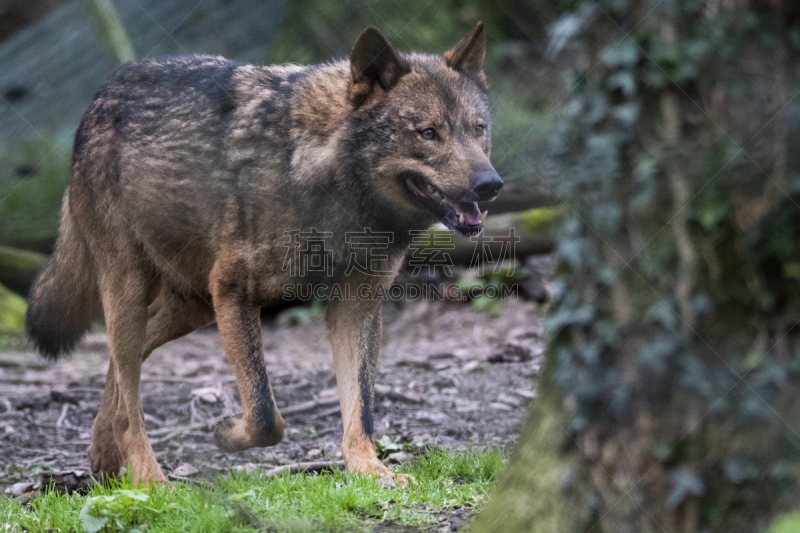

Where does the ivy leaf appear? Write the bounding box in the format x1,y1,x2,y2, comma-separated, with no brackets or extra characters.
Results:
115,489,150,502
696,194,729,230
645,301,677,330
639,334,679,374
591,204,622,232
783,263,800,279
547,14,583,58
546,305,595,333
667,469,705,507
556,237,585,268
613,101,639,126
600,38,639,68
608,71,636,97
724,459,758,483
79,502,108,533
631,157,657,211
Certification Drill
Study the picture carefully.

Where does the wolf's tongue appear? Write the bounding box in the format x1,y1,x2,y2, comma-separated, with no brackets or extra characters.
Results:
453,201,482,226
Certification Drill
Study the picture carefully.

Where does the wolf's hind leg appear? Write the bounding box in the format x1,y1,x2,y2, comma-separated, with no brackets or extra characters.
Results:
209,262,285,452
326,297,415,487
88,358,125,479
91,265,164,485
89,289,213,479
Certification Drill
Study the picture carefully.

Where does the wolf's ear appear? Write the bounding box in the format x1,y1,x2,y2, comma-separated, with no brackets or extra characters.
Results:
349,27,410,106
444,22,487,89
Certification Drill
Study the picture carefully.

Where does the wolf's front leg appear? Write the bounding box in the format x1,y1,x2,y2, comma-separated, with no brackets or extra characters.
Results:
326,297,415,486
210,264,285,452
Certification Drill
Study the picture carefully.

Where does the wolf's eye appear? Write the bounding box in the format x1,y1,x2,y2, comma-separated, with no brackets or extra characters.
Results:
475,124,486,137
419,128,437,140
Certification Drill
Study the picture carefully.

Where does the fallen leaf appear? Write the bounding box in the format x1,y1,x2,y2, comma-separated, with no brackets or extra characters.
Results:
487,343,532,363
461,361,484,374
497,393,524,407
172,463,199,477
376,477,396,489
10,482,35,496
386,452,408,463
374,383,392,396
190,387,221,403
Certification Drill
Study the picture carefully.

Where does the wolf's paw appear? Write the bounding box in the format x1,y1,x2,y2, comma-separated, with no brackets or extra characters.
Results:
347,457,417,487
214,416,249,452
391,472,417,487
88,434,124,479
214,415,284,453
374,471,417,488
127,454,167,486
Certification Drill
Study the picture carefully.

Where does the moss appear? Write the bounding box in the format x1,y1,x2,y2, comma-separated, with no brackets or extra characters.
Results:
0,245,48,297
0,281,27,334
470,350,580,533
520,206,567,234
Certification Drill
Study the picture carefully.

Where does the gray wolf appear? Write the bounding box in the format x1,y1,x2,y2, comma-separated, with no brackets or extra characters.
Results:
26,22,502,485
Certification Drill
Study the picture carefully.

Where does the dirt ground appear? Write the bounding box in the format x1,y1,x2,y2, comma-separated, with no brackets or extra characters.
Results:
0,294,543,492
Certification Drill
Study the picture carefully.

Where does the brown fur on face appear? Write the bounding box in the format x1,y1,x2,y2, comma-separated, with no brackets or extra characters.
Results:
25,23,500,486
339,23,501,237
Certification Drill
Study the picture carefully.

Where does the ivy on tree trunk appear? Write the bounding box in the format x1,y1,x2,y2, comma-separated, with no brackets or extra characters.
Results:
475,1,800,531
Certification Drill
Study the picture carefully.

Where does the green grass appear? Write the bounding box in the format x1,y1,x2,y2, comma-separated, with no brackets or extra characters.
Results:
1,447,505,532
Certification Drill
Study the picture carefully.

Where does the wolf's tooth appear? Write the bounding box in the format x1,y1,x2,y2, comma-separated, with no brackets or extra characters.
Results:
433,191,443,200
480,210,488,222
458,214,465,224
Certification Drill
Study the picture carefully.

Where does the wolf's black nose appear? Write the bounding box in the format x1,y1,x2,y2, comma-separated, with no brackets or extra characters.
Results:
472,170,503,200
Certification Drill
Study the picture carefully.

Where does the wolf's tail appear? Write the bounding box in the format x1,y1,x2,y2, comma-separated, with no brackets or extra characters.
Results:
26,192,101,359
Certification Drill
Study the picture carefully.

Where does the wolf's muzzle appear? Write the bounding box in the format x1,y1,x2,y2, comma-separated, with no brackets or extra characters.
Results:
471,169,503,201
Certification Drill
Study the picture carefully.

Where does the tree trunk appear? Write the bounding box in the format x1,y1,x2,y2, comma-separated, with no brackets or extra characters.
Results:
474,2,800,531
470,350,577,531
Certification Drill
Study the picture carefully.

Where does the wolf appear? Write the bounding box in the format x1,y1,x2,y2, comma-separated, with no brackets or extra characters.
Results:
25,22,502,485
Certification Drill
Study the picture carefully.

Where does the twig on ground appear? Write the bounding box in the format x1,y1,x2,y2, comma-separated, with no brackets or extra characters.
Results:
313,427,337,438
34,423,82,432
189,396,199,425
281,397,340,416
62,387,104,394
148,413,229,438
263,461,345,478
315,406,342,418
140,375,236,384
0,396,12,413
144,413,165,427
56,404,70,427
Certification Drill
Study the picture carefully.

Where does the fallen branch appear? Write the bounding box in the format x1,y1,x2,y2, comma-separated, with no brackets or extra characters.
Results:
55,404,70,427
315,406,342,418
404,210,556,269
140,375,236,384
477,184,557,215
263,461,345,478
281,397,340,416
148,413,229,438
0,245,47,297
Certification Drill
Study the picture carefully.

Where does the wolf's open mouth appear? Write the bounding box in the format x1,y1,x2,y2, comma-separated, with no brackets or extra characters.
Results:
404,174,486,237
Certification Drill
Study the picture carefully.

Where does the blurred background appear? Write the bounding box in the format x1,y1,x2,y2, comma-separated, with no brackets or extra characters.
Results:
5,1,800,532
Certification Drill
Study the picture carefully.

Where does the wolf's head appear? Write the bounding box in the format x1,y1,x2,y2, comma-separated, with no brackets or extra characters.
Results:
347,23,502,237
